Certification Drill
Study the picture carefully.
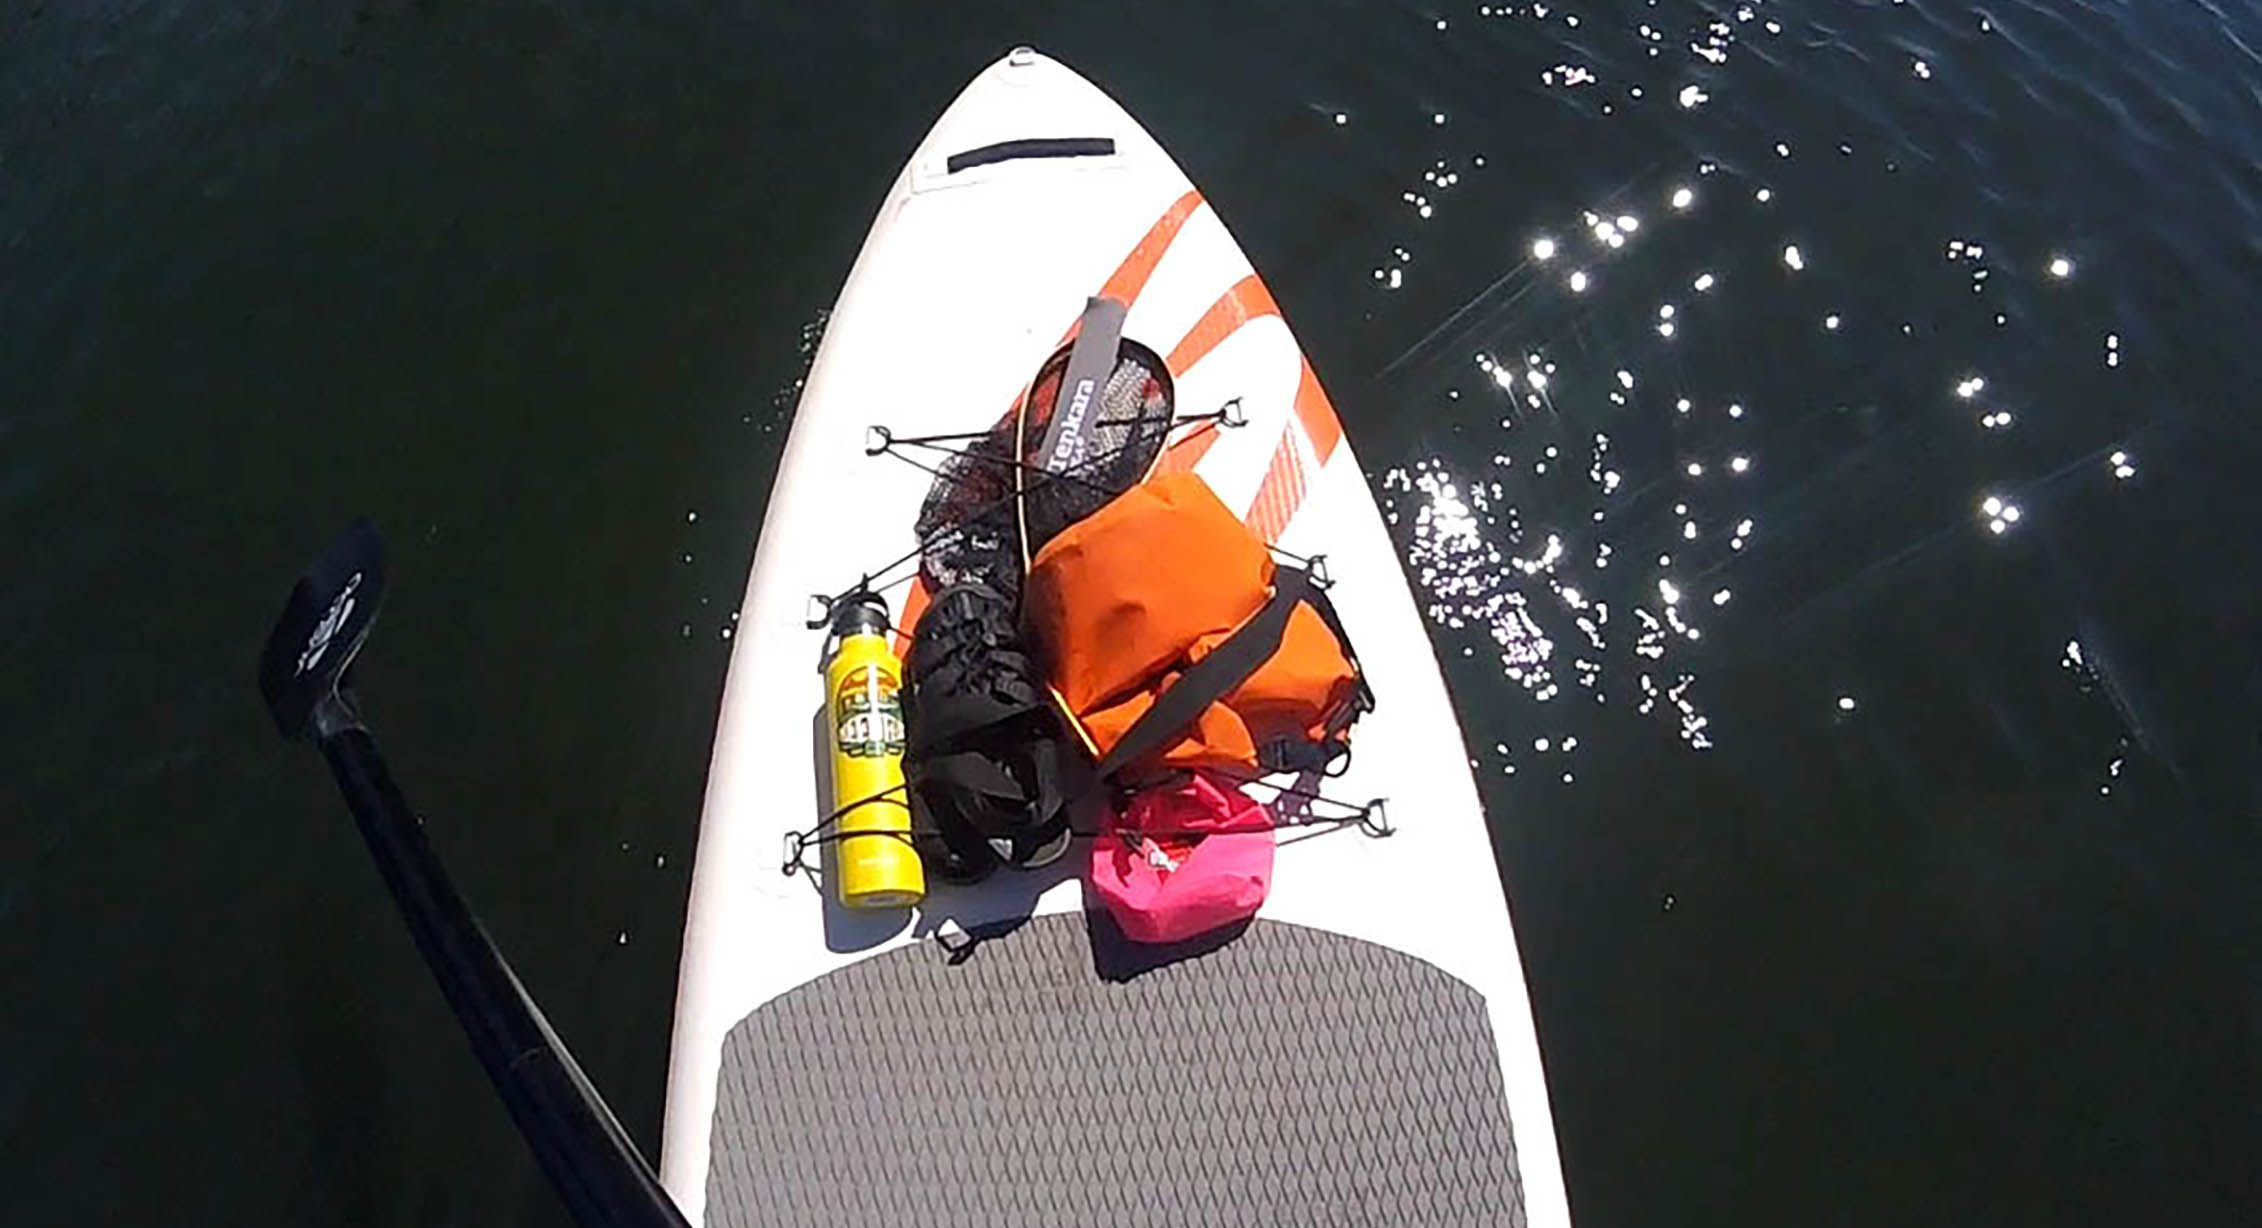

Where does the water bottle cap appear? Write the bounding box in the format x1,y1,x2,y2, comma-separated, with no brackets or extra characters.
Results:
830,594,890,639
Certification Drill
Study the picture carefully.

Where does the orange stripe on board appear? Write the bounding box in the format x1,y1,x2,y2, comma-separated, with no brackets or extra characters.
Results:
1156,353,1343,482
893,192,1203,651
1242,424,1311,544
1061,190,1206,347
1293,359,1343,466
1165,275,1279,376
1152,276,1280,476
1152,266,1347,480
891,577,931,659
1100,190,1203,310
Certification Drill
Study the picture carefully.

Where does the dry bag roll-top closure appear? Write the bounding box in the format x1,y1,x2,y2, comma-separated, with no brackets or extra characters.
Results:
1023,472,1368,783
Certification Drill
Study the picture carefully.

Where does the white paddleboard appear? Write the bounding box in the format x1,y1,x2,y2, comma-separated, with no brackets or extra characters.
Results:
662,47,1570,1228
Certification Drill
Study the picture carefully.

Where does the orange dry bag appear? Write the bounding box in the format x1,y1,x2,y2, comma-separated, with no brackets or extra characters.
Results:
1023,472,1371,780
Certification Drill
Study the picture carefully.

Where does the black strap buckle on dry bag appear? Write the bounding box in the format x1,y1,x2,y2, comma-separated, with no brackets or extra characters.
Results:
1093,561,1371,784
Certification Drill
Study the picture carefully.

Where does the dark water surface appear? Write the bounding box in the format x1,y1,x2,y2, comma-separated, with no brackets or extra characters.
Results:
5,1,2258,1224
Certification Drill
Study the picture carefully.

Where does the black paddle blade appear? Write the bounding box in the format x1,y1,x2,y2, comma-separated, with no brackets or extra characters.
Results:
259,520,387,739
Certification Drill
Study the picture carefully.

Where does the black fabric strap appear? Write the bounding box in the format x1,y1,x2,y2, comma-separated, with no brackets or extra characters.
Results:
1094,565,1370,781
911,752,1026,802
1299,579,1375,720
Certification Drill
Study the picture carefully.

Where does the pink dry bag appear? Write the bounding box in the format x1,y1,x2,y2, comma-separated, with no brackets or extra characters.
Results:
1088,770,1275,943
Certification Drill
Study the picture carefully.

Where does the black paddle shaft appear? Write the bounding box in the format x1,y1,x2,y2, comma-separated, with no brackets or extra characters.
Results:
261,523,689,1228
317,721,689,1228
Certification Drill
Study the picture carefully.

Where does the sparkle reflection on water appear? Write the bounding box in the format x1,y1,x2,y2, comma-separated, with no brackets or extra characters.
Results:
5,0,2257,1224
1362,0,2178,793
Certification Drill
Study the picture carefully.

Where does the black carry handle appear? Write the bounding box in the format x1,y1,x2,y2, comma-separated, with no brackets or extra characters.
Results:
258,523,691,1228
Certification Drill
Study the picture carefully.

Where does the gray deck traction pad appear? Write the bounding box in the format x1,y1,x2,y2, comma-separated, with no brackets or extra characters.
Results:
706,912,1525,1227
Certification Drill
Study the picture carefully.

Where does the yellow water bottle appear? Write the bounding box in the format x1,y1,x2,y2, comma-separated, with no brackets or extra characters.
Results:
824,595,925,909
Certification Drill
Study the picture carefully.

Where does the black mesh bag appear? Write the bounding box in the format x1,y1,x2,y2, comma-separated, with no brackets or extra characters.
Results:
913,315,1173,604
910,412,1021,601
1012,336,1175,561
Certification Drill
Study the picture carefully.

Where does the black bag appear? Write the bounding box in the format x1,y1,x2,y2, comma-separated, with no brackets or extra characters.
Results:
902,581,1076,881
912,296,1173,606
